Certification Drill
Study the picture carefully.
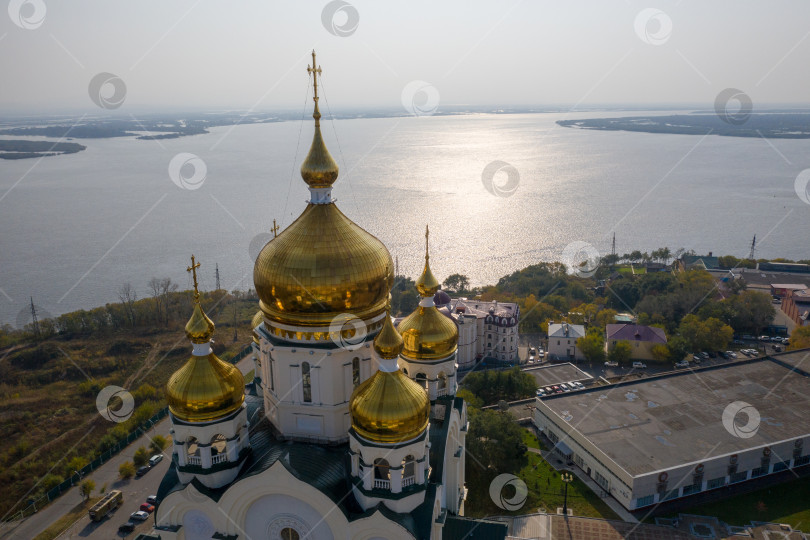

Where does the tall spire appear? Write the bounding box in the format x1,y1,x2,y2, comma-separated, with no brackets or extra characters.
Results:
415,224,440,297
300,50,339,199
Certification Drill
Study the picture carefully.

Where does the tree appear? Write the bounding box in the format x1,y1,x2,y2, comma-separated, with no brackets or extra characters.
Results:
79,479,95,500
456,388,484,409
594,308,618,329
651,344,670,363
788,326,810,350
442,274,470,293
133,446,150,467
678,314,733,352
666,335,690,362
577,330,606,364
608,340,632,364
150,435,168,454
119,461,135,479
117,283,137,327
465,409,527,478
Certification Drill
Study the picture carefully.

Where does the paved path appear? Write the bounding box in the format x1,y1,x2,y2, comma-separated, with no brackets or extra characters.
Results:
0,354,254,540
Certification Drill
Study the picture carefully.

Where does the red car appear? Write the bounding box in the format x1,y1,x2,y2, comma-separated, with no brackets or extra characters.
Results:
139,503,155,513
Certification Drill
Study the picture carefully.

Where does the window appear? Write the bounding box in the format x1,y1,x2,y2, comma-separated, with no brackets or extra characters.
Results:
682,483,701,496
373,458,390,479
636,494,654,507
773,461,789,472
210,434,226,455
706,477,725,490
352,357,360,388
547,431,559,444
438,372,447,390
403,455,415,480
729,471,748,483
280,528,300,540
594,471,609,490
751,466,768,478
557,340,560,345
302,362,312,403
662,489,679,501
186,437,199,457
268,357,275,391
794,455,810,467
416,373,427,389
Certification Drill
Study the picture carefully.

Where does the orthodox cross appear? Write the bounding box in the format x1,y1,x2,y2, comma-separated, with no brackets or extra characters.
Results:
307,50,322,124
187,255,201,299
271,219,280,238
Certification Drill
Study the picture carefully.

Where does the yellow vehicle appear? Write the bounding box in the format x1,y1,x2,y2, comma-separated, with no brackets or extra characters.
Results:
88,490,123,521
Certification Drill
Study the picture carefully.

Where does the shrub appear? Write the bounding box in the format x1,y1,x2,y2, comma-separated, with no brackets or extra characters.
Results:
119,461,135,479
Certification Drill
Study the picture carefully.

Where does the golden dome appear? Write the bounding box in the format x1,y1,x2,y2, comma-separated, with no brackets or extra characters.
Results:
374,307,403,359
253,53,393,329
398,225,458,361
251,310,264,344
166,352,245,423
185,302,215,344
167,272,245,423
350,370,429,444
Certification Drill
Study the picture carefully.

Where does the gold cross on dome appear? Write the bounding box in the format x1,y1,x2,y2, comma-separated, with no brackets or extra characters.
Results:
425,224,430,261
271,219,280,238
307,50,322,104
187,255,201,299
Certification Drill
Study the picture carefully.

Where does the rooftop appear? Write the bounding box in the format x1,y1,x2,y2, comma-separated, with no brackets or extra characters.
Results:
606,324,667,344
526,363,592,388
448,298,518,319
548,323,585,339
538,352,810,477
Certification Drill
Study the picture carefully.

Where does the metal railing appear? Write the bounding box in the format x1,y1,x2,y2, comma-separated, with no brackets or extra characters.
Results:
402,475,416,487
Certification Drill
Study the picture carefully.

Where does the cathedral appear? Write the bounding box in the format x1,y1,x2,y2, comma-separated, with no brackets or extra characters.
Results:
151,53,505,540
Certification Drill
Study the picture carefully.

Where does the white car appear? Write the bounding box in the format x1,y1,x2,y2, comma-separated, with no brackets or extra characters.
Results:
674,360,689,368
632,361,647,369
130,511,149,521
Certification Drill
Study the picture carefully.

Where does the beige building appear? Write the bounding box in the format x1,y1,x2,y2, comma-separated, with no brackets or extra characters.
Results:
547,322,586,362
605,323,667,361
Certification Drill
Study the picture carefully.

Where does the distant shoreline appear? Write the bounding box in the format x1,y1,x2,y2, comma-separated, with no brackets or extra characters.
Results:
0,139,86,160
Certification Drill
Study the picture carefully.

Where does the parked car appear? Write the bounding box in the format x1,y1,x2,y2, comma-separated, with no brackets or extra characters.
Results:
773,345,783,352
551,385,562,393
718,351,729,359
771,336,783,342
135,466,150,477
782,338,790,345
139,503,155,513
130,511,149,521
119,522,135,533
146,495,157,505
741,334,756,341
528,355,535,363
707,351,717,358
529,347,537,355
536,389,545,397
692,354,701,362
726,351,737,358
544,386,553,394
573,381,585,389
699,352,710,360
675,360,689,368
604,361,619,367
759,335,771,342
148,454,163,466
538,348,545,357
632,361,647,369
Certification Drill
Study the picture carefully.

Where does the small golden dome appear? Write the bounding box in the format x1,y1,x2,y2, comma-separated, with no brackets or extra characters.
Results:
166,352,245,423
300,125,339,188
374,309,403,359
350,370,429,444
251,310,264,344
185,302,215,344
397,225,458,361
398,305,458,361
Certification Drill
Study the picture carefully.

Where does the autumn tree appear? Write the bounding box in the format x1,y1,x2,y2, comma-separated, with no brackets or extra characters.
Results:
608,340,632,364
442,274,470,293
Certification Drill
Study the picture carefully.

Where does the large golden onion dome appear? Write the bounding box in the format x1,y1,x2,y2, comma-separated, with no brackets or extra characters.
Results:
251,310,263,344
398,226,458,361
350,307,429,444
166,257,245,423
253,51,393,329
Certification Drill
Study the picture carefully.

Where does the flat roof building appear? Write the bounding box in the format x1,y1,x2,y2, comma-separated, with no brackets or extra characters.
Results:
534,351,810,511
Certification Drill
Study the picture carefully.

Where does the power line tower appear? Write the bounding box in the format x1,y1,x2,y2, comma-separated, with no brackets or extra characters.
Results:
215,264,221,291
748,235,757,260
29,297,40,337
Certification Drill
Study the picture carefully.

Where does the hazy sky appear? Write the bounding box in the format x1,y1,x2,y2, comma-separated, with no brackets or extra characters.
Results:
1,0,810,113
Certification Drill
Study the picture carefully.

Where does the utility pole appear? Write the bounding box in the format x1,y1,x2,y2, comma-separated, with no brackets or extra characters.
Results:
748,235,757,261
30,297,40,337
611,232,616,257
215,264,221,291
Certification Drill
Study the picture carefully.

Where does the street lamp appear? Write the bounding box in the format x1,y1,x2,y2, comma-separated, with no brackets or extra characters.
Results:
561,472,574,517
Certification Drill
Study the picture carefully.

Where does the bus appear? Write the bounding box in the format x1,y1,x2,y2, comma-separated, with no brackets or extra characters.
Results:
88,490,123,521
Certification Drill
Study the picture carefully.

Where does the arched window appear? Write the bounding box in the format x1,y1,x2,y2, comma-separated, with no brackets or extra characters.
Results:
416,373,427,389
280,528,300,540
302,362,312,403
438,372,447,390
268,353,275,392
402,368,408,376
374,458,390,480
403,455,416,481
186,437,199,457
352,357,360,388
210,434,226,455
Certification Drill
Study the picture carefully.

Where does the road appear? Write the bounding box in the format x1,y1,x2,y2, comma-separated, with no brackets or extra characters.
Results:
0,354,255,540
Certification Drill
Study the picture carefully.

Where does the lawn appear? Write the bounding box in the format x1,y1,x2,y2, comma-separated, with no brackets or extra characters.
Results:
465,435,619,520
654,476,810,528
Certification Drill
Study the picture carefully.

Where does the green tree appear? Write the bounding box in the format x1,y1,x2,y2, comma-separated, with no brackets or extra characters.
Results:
466,409,528,478
456,388,484,409
133,446,150,467
576,330,606,363
119,461,135,479
79,479,95,500
608,340,632,364
149,435,168,454
594,308,618,329
442,274,470,293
